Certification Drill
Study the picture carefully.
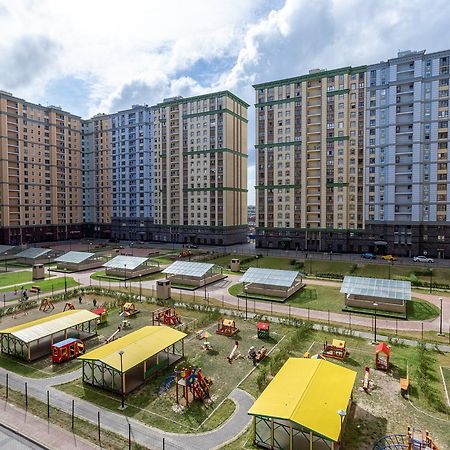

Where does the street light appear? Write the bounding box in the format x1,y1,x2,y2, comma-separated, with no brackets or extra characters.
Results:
429,268,433,294
255,255,259,268
139,274,142,302
4,252,7,273
64,272,67,295
373,302,378,344
337,409,347,445
130,242,134,256
47,255,51,278
245,287,248,320
438,297,444,337
118,350,125,410
124,264,127,288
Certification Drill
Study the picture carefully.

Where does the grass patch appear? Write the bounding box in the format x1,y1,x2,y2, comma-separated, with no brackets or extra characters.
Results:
0,276,78,294
90,270,164,282
0,271,32,288
407,298,440,321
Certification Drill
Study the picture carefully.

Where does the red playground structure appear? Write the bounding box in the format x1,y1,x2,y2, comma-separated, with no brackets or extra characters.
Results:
257,322,270,339
152,307,182,326
375,342,390,371
51,338,85,364
175,367,212,406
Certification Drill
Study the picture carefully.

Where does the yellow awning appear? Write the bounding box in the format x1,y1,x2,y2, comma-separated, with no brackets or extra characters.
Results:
79,326,186,372
248,358,356,442
332,339,345,349
0,310,98,344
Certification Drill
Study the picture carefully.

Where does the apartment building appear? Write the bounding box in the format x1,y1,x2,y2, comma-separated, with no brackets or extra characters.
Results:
110,105,154,241
82,114,112,238
365,49,450,257
254,66,367,252
0,90,83,244
151,91,248,245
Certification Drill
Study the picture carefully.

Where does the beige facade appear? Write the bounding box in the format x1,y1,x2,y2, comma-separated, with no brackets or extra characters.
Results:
254,67,366,250
151,91,248,245
82,115,112,237
0,90,83,244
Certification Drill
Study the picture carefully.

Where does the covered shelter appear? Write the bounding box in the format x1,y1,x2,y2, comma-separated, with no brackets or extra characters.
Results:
54,251,106,272
0,310,99,361
79,326,186,394
162,261,225,288
341,276,411,315
15,247,58,265
103,255,160,279
240,267,304,301
248,358,356,450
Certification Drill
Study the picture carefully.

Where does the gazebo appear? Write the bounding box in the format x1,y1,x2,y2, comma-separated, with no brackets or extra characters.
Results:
239,267,304,301
54,251,106,272
248,358,356,450
79,326,186,394
15,247,58,265
103,255,160,279
162,261,225,288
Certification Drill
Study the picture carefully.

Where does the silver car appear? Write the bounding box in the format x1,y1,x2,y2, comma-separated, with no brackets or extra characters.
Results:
413,255,434,263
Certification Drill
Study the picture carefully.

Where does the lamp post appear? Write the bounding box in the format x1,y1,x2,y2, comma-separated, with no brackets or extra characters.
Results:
255,255,259,268
118,350,125,410
388,261,393,280
130,242,134,256
337,409,347,445
373,302,378,344
4,252,7,273
245,287,248,320
438,297,444,336
64,272,67,295
429,268,433,294
139,274,142,302
124,264,127,288
47,255,51,278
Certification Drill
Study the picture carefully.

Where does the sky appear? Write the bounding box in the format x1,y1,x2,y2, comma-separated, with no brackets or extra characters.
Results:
1,0,450,204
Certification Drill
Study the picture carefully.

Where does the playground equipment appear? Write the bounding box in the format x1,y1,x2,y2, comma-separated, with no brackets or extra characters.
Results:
375,342,390,371
257,321,270,339
51,338,85,364
92,307,108,325
321,339,349,360
174,367,212,406
372,426,439,450
152,307,182,327
227,340,241,364
63,302,76,311
30,285,41,294
179,250,192,258
105,328,120,343
39,297,55,312
362,366,370,393
216,318,239,336
121,302,139,316
400,363,409,398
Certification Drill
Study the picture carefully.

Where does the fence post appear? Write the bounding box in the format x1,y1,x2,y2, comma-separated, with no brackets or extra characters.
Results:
395,319,398,336
327,310,330,326
237,297,240,311
72,399,75,429
128,423,131,450
307,307,310,321
25,382,28,409
222,295,224,308
163,437,165,450
289,304,291,320
349,312,351,330
270,302,273,316
47,391,50,419
97,411,101,445
6,373,8,400
421,322,424,341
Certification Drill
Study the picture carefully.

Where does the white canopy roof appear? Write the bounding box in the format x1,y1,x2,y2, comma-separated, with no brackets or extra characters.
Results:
240,267,300,288
103,255,148,270
55,251,96,264
162,261,214,277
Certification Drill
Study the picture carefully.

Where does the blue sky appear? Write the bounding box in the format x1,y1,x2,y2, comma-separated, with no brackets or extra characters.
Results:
1,0,450,204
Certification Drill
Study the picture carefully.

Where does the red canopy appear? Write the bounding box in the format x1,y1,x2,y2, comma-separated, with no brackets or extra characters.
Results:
257,322,269,330
92,308,107,315
375,342,390,356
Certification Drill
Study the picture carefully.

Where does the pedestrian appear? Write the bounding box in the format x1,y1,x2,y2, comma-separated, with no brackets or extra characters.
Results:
78,295,82,305
93,298,97,308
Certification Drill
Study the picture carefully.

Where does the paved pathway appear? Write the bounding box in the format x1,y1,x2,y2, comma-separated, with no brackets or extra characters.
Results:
0,366,254,450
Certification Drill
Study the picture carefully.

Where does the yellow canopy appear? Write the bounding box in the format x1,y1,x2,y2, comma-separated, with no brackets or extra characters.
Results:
248,358,356,442
0,310,98,344
79,326,186,372
222,319,235,327
332,339,345,349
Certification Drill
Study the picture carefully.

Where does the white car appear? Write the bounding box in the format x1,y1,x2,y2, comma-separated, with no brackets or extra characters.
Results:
413,255,434,263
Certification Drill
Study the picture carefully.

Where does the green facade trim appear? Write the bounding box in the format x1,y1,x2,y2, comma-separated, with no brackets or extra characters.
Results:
183,148,248,158
326,89,350,96
255,184,301,190
255,97,299,108
326,182,349,188
255,140,301,149
184,108,248,123
326,136,349,142
253,65,367,90
153,90,250,109
184,187,247,193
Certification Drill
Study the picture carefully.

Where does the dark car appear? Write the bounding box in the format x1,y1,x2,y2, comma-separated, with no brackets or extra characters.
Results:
361,252,376,259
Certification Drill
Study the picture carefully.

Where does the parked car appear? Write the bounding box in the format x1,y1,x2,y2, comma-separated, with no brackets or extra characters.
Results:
413,255,434,263
381,255,397,261
361,252,376,259
187,244,199,249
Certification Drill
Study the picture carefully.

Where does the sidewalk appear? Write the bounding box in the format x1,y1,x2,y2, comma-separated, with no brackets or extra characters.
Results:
0,399,99,450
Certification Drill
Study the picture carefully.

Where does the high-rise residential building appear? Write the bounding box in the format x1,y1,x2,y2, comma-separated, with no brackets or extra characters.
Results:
253,66,367,252
365,50,450,258
0,90,83,244
255,49,450,257
150,92,248,245
110,105,154,241
82,114,113,238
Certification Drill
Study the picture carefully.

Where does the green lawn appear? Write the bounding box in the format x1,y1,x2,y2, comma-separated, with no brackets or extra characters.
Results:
0,276,78,295
90,270,164,282
441,367,450,406
0,270,32,287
